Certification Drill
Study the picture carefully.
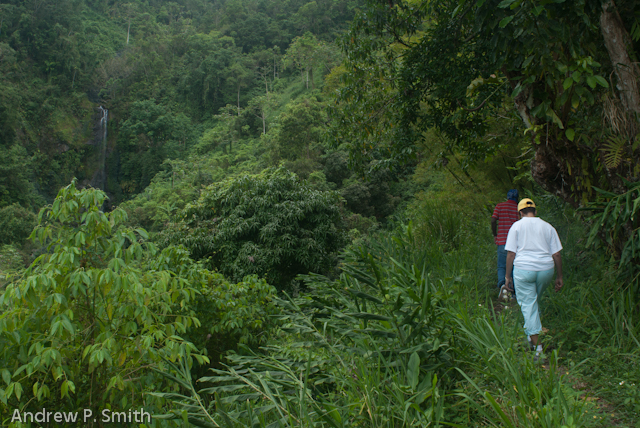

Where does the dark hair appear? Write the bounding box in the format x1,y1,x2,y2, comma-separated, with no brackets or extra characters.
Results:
520,207,536,215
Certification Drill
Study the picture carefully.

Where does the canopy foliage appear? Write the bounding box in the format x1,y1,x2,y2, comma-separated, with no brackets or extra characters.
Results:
334,0,640,206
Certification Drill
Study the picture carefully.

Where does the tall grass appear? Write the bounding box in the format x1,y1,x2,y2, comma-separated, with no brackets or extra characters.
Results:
152,214,597,427
452,310,592,427
410,199,468,253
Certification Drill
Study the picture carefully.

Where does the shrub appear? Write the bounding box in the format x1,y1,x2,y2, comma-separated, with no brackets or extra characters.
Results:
0,204,36,246
162,167,348,290
0,181,206,418
0,244,25,287
187,273,278,370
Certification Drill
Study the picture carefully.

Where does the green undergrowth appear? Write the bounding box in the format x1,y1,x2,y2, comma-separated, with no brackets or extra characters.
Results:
538,270,640,426
151,195,633,427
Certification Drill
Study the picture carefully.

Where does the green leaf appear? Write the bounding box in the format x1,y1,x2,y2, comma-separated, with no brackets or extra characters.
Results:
592,187,617,198
321,402,342,426
571,71,582,82
347,290,383,305
572,93,580,109
565,128,575,141
14,382,22,401
522,55,535,68
61,318,75,334
586,75,597,89
562,78,573,90
497,0,516,8
548,109,564,129
135,228,149,240
499,16,514,28
1,370,10,386
594,75,609,88
346,313,392,321
407,352,420,390
485,391,514,426
511,84,525,98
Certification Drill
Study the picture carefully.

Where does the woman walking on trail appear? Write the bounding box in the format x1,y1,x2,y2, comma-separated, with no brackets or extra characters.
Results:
504,198,564,362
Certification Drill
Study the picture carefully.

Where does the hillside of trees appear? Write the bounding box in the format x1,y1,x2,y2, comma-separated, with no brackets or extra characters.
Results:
0,0,639,426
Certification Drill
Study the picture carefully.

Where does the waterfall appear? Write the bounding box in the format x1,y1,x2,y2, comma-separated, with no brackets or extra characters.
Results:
97,106,108,191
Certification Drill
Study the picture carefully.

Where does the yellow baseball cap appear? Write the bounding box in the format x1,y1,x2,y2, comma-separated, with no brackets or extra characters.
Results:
518,198,536,211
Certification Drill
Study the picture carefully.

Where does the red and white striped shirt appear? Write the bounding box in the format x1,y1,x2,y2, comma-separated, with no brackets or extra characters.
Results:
492,200,519,245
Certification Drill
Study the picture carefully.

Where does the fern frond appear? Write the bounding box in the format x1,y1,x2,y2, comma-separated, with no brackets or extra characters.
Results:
602,135,626,169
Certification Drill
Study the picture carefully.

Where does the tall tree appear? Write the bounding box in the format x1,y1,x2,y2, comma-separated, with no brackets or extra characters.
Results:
247,94,278,135
284,32,326,89
335,0,640,207
227,58,253,115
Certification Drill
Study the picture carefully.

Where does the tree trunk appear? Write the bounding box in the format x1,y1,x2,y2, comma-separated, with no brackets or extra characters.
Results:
509,79,578,205
600,0,640,117
530,139,573,204
310,67,315,90
127,21,130,45
513,86,534,129
237,86,240,115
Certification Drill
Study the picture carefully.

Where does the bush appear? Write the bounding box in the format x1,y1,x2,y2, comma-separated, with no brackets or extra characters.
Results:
0,244,25,287
162,167,348,290
409,196,470,252
0,204,36,246
187,273,278,370
0,181,207,419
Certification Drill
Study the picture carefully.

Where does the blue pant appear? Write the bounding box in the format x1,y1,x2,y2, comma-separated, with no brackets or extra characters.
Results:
513,268,555,336
497,245,506,288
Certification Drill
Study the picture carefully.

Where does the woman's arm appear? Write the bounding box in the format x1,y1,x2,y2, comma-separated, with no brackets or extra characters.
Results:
552,251,563,291
505,251,516,291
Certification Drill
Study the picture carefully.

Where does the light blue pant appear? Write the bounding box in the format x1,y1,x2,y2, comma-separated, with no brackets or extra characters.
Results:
513,268,555,336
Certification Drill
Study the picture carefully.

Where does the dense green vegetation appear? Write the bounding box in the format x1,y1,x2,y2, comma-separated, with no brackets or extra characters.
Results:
161,167,347,291
1,0,639,427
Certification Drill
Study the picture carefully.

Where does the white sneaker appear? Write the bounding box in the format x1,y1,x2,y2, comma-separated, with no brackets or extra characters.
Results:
498,284,509,301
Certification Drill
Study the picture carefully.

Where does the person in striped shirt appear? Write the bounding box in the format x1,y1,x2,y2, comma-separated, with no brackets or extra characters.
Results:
491,189,519,299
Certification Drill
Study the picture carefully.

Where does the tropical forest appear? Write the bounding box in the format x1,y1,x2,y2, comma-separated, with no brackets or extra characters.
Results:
1,0,640,426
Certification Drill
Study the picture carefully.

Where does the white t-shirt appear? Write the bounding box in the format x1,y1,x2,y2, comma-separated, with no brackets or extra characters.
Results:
504,217,562,271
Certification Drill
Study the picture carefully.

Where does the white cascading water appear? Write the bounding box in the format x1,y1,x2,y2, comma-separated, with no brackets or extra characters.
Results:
97,106,108,190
